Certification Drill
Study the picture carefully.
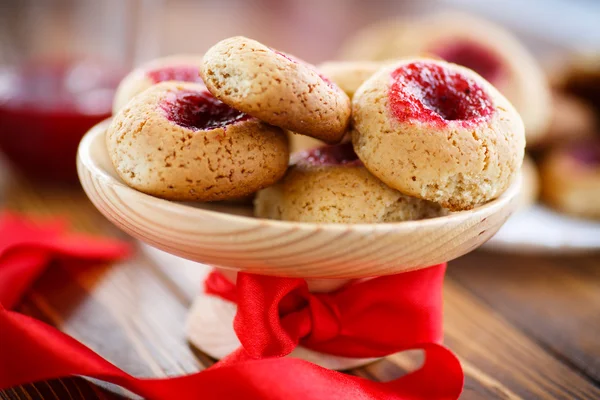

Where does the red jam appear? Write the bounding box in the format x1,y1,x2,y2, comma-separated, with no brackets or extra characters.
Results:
430,40,504,84
146,66,203,84
0,59,122,182
162,90,249,131
389,61,494,127
570,140,600,166
298,142,361,166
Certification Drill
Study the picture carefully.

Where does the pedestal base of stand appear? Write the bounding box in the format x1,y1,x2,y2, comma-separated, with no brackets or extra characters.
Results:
185,292,379,370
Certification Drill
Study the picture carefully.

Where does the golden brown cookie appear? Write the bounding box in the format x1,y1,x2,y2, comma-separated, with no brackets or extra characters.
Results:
559,53,600,115
254,143,446,223
540,139,600,219
107,81,289,201
317,61,384,98
341,13,551,145
201,36,351,143
352,58,525,211
537,92,596,147
519,155,539,209
112,55,204,113
288,132,324,154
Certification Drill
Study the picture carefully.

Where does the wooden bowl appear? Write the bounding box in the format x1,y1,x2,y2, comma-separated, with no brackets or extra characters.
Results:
77,119,521,279
78,119,521,369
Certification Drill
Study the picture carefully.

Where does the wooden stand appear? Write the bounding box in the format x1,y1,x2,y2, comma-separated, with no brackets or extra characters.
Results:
78,120,521,370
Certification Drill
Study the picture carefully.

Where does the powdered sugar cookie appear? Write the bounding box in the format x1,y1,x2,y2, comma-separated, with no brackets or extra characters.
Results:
107,81,289,201
113,55,204,113
201,36,351,143
255,142,446,223
352,58,525,211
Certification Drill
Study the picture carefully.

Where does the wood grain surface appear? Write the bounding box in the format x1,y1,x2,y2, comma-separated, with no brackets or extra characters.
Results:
1,171,599,400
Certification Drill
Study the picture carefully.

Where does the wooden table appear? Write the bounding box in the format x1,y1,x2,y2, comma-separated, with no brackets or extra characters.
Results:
1,173,599,400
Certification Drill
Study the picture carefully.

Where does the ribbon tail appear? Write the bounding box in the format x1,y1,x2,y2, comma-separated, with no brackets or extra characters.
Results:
0,309,463,400
383,343,464,400
0,250,50,308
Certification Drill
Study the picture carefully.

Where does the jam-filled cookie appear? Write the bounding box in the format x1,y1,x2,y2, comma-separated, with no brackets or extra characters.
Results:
519,155,539,209
540,139,600,219
538,92,596,147
254,142,446,223
352,59,525,211
107,82,289,201
341,13,551,145
317,61,384,98
201,36,351,143
288,131,324,154
559,53,600,116
112,55,204,113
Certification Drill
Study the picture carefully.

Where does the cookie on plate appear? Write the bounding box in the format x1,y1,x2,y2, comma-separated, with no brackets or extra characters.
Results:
519,155,539,209
537,92,596,147
540,139,600,219
352,58,525,211
255,142,446,223
341,13,551,145
107,82,289,201
559,53,600,115
201,36,351,143
113,54,204,113
288,132,324,154
317,61,384,98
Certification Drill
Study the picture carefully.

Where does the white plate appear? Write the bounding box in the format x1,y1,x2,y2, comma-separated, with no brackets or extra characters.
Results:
485,205,600,254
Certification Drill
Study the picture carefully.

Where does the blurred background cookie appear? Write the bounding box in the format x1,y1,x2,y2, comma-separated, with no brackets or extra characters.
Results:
341,12,551,146
534,92,597,148
519,155,540,209
317,61,385,98
113,54,204,113
540,138,600,219
557,54,600,116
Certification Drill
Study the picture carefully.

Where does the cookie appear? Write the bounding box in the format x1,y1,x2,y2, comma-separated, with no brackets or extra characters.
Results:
317,61,384,98
201,36,351,143
288,131,324,154
113,55,204,113
254,142,446,223
560,53,600,116
540,139,600,219
352,58,525,211
538,92,596,148
519,155,539,209
341,13,551,145
107,81,289,201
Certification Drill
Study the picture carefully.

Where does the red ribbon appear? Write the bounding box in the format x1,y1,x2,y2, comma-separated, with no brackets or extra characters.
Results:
0,213,464,399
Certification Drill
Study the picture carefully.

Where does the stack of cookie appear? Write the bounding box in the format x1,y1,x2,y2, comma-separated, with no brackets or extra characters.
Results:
534,55,600,220
107,35,525,224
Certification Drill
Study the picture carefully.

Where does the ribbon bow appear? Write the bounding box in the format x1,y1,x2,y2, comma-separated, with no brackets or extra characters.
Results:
0,213,464,399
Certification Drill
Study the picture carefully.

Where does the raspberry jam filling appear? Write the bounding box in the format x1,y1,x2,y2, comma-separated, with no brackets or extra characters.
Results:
162,90,249,131
430,40,504,84
297,142,361,166
389,61,494,127
146,66,203,84
570,140,600,166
